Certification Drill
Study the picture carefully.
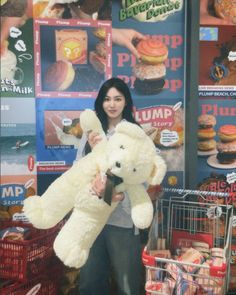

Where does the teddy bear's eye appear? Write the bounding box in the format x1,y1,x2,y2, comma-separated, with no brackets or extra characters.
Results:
120,145,125,149
133,168,136,172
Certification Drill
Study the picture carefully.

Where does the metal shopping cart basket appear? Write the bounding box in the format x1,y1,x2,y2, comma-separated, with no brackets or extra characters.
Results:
142,189,235,295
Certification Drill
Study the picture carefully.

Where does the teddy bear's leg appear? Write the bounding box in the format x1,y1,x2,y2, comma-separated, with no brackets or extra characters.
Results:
126,185,154,229
53,200,117,268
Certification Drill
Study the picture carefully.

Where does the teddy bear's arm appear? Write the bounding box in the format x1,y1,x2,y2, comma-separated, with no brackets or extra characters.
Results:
125,184,154,229
23,158,95,229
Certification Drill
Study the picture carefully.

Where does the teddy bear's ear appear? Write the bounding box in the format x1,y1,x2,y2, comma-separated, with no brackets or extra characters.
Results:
115,122,145,139
148,155,167,185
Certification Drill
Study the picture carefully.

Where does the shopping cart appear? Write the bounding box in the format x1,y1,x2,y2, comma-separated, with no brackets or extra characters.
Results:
142,189,234,295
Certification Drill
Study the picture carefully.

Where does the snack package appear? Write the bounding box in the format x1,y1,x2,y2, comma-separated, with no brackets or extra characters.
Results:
175,270,197,295
0,226,30,241
195,262,224,294
55,29,88,64
145,280,171,294
177,247,205,273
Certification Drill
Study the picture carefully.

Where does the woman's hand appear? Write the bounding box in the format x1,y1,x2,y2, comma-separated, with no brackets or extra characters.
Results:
90,173,107,198
87,132,103,149
112,28,146,60
90,173,124,202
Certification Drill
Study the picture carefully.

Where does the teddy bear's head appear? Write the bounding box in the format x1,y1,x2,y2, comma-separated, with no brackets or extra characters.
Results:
107,121,166,186
80,109,166,187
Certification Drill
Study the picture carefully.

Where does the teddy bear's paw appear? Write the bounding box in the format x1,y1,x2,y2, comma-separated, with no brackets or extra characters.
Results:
23,196,46,228
54,238,89,268
131,203,153,229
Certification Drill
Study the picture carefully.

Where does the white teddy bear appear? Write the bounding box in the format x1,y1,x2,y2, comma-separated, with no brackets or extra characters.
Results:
23,109,166,268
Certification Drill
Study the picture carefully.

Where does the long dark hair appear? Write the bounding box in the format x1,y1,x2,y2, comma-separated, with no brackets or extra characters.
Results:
85,77,138,154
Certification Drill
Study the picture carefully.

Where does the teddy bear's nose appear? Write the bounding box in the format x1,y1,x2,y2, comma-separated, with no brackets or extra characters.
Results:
115,161,121,168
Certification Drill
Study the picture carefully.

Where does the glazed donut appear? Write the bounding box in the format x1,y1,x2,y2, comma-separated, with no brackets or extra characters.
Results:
44,60,75,91
198,128,216,140
136,39,168,64
198,139,216,151
218,125,236,142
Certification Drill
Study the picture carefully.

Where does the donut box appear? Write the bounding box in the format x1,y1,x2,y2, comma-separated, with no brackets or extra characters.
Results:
55,29,88,64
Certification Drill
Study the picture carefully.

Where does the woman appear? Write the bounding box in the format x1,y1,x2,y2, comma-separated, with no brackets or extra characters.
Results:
77,77,142,295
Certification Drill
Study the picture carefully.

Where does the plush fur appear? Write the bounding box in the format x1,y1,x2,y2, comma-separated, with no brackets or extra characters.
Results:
23,109,166,268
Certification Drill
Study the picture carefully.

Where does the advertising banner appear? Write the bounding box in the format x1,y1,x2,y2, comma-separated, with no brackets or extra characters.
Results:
36,98,94,172
34,19,112,98
197,99,236,195
112,0,187,186
112,0,186,100
134,99,184,188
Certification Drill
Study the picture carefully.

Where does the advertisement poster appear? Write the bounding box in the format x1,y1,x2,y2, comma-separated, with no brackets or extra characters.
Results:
112,0,186,101
134,99,184,188
197,99,236,195
36,98,94,172
34,19,112,98
198,25,236,98
1,18,35,97
0,97,36,176
0,175,37,221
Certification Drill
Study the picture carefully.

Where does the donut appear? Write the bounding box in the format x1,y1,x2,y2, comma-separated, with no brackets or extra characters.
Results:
218,125,236,142
198,114,216,128
134,78,165,95
89,51,106,74
198,139,216,151
133,62,166,95
214,0,236,24
95,41,106,59
44,60,75,91
133,62,166,81
93,28,106,40
216,140,236,164
198,128,216,140
136,39,168,64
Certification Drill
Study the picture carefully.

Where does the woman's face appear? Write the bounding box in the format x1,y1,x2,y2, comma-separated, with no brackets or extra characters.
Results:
102,87,126,121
